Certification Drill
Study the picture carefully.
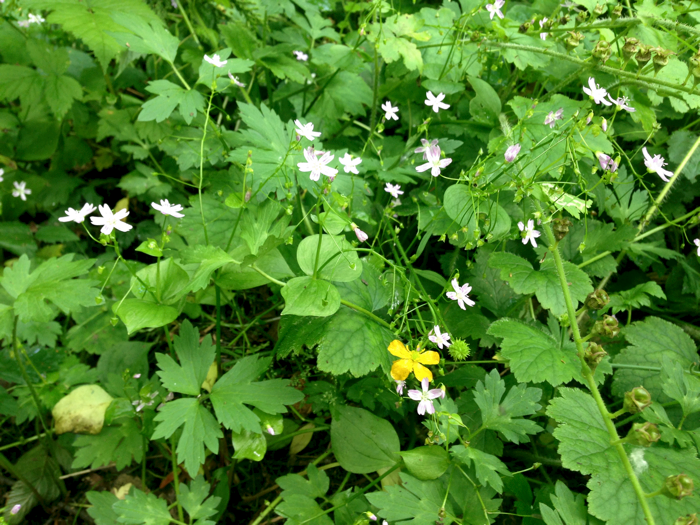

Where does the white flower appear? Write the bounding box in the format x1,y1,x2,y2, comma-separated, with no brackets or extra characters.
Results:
385,183,404,199
204,54,227,68
28,13,45,24
485,0,505,19
429,326,451,349
415,138,438,160
518,219,541,248
228,72,245,87
395,380,405,396
642,147,674,182
381,101,399,121
339,153,362,174
582,77,612,106
0,168,4,182
90,204,133,235
151,199,185,218
18,20,31,28
597,152,618,172
446,278,475,310
539,18,548,40
133,373,141,379
544,108,563,128
416,146,452,177
504,144,521,163
12,181,31,201
694,239,700,256
608,95,635,112
424,91,450,113
351,223,368,242
11,504,21,515
407,378,444,416
390,198,402,208
297,147,338,181
601,118,608,132
59,203,96,224
266,425,275,435
171,0,178,7
293,50,308,61
294,119,322,141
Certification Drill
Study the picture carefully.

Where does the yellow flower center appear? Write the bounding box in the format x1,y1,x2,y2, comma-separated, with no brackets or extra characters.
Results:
410,350,420,361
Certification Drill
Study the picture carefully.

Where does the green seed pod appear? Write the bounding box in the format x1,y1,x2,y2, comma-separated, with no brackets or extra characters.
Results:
583,342,607,372
662,474,694,500
566,31,584,51
552,218,572,241
585,290,610,310
675,514,698,525
519,22,531,33
653,47,672,74
592,39,611,63
593,314,620,338
623,386,652,414
610,4,623,19
622,37,639,61
636,44,653,66
627,422,661,447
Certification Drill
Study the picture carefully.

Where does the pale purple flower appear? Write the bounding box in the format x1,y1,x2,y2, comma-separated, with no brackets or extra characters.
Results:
266,425,275,435
151,199,184,218
544,108,563,128
415,138,438,160
90,204,133,235
694,239,700,256
424,91,450,113
12,181,31,201
11,504,21,515
59,203,96,223
601,118,608,132
485,0,505,19
597,152,618,172
395,380,405,396
18,20,31,28
642,147,674,182
608,95,635,112
297,147,338,181
416,146,452,177
539,18,548,40
293,50,308,61
385,183,404,199
446,278,475,309
204,54,227,68
133,373,141,379
583,77,612,106
518,219,541,248
351,223,368,242
294,120,321,141
504,144,521,163
407,378,444,415
381,101,399,121
429,326,451,349
228,72,245,87
339,153,362,174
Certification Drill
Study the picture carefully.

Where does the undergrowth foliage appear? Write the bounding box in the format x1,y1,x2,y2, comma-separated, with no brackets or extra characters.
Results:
2,0,700,523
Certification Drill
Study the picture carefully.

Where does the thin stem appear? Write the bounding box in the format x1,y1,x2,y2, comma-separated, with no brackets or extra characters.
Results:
169,61,191,90
215,285,222,369
0,450,47,509
170,436,184,522
339,300,395,331
177,0,200,46
198,90,215,246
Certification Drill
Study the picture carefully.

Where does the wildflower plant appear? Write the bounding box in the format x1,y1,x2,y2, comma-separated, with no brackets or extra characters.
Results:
1,0,700,524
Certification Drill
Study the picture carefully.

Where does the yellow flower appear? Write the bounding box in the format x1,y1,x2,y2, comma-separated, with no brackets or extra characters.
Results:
388,340,440,382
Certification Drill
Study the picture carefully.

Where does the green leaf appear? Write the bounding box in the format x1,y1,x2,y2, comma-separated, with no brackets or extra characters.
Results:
472,369,542,444
668,130,700,182
297,234,363,282
366,472,451,524
335,263,392,312
239,200,285,256
0,222,37,256
15,119,61,161
549,480,588,525
0,65,43,108
278,464,330,500
281,277,341,317
487,319,580,387
113,487,172,525
612,317,698,401
132,258,189,306
607,282,666,314
196,48,254,88
231,428,268,461
108,13,179,63
138,80,205,125
276,494,333,525
468,248,522,317
331,404,400,474
468,76,501,126
489,252,593,316
179,476,220,521
72,419,144,471
155,320,215,396
44,74,83,118
86,491,120,525
400,446,450,481
113,299,179,335
660,356,700,417
451,445,510,493
443,185,479,232
179,244,235,292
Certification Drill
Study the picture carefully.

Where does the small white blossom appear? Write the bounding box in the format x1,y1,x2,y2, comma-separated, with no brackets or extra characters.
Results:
544,108,563,128
228,72,245,87
28,13,45,24
446,278,475,310
293,50,308,61
424,91,450,113
0,168,4,182
695,239,700,256
171,0,178,7
518,219,541,248
583,77,612,106
601,118,608,132
90,204,133,235
415,138,438,160
416,146,452,177
351,223,368,242
12,181,31,201
133,373,142,379
608,95,635,112
59,203,96,224
429,326,451,349
504,144,521,163
390,198,402,208
297,147,338,181
11,504,21,515
642,147,674,182
597,152,618,172
539,18,548,40
407,378,444,415
266,425,275,435
151,199,185,218
204,54,227,68
385,183,404,199
381,100,399,121
294,120,322,141
339,153,362,174
395,380,405,396
485,0,505,19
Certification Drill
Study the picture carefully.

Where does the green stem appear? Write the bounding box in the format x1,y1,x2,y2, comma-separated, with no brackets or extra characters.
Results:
0,450,47,509
198,91,215,246
170,436,184,523
177,0,200,46
0,432,49,452
312,203,324,279
169,61,191,90
215,285,222,369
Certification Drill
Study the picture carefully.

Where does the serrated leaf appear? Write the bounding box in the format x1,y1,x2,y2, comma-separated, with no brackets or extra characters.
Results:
138,80,205,125
276,494,332,525
179,476,220,521
113,488,171,525
72,419,144,471
179,244,234,293
451,445,510,493
281,277,341,317
278,465,330,500
660,356,700,418
108,13,179,63
44,74,83,117
86,491,120,525
366,472,452,524
607,282,666,314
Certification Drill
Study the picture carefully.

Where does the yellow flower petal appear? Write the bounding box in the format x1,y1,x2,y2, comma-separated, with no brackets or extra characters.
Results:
388,340,411,359
391,358,413,381
416,350,440,365
413,362,434,382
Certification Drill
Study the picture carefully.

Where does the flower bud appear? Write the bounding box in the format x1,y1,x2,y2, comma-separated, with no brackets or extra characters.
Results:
610,4,623,19
559,313,570,327
448,339,471,361
675,514,698,525
585,290,610,310
519,22,531,33
627,422,661,447
583,342,607,372
592,40,611,63
624,386,652,413
559,14,571,25
97,265,105,274
95,295,104,305
566,31,584,51
594,314,620,338
622,37,639,61
575,10,589,24
110,317,119,327
552,218,572,241
662,474,694,500
470,31,481,42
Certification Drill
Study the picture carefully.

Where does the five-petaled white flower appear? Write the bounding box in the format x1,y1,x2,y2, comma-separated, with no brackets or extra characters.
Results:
694,239,700,256
351,222,368,242
152,199,185,218
408,378,445,416
415,138,438,160
544,108,563,128
597,152,618,172
429,326,452,349
0,168,4,182
518,219,541,248
228,72,245,87
642,147,674,182
504,144,521,163
446,278,475,310
385,183,404,199
608,95,635,112
90,204,133,235
59,203,96,224
293,50,308,61
297,147,338,181
424,91,450,113
381,101,399,121
485,0,505,19
582,77,612,106
395,380,405,396
339,153,362,174
204,54,227,68
294,119,322,141
539,18,548,40
416,146,452,177
12,181,31,201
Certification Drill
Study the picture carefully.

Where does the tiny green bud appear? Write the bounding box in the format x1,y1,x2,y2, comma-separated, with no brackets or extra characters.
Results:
593,3,606,17
97,265,105,274
627,422,661,447
448,339,471,361
622,37,639,61
95,295,104,305
519,22,531,33
610,4,623,19
585,290,610,310
110,317,119,327
653,47,672,74
624,386,652,414
559,313,570,327
662,474,694,500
